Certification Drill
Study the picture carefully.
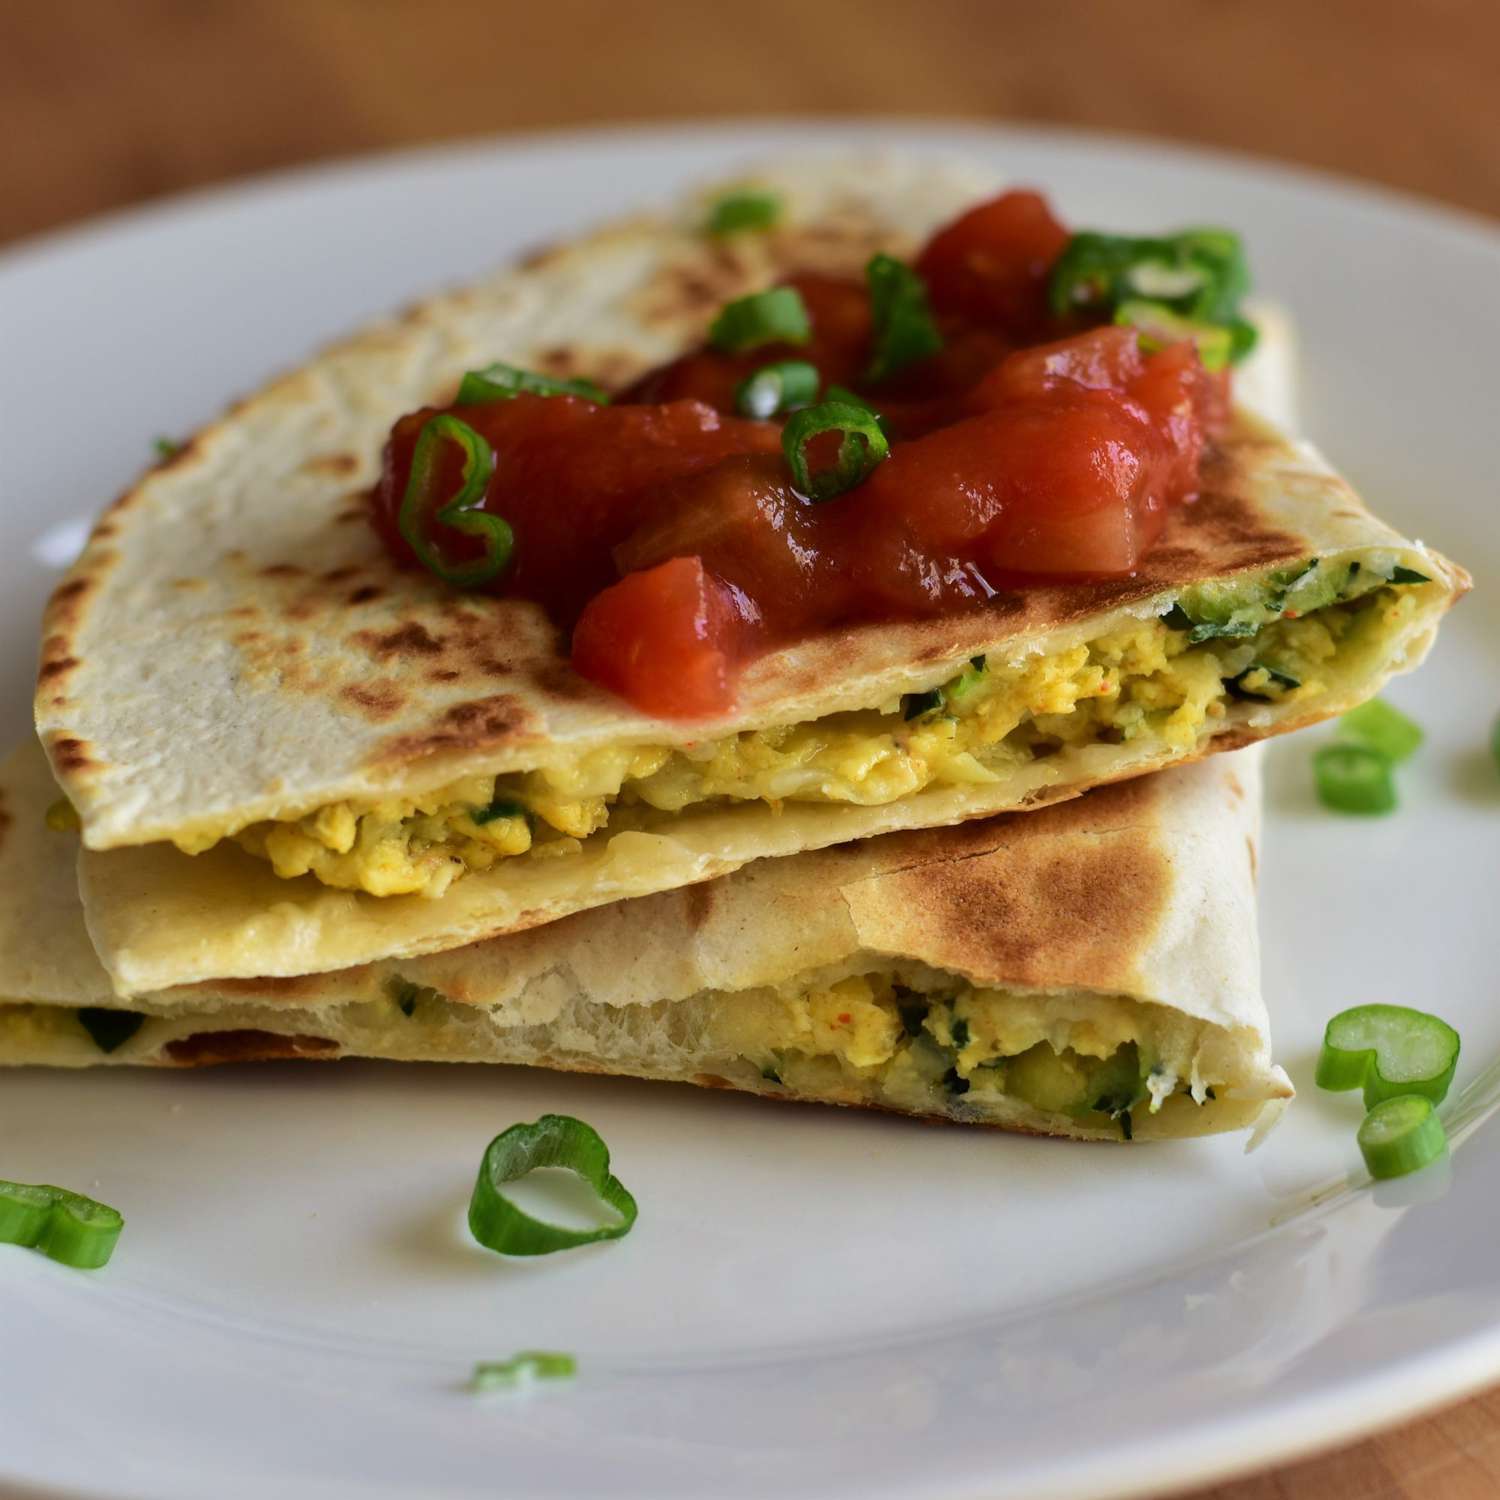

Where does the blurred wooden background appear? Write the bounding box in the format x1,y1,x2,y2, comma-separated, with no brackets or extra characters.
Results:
3,2,1499,1496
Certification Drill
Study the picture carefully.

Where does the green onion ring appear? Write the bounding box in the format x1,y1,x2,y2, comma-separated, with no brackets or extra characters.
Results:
468,1115,638,1257
704,190,781,236
471,1351,577,1391
1358,1094,1448,1180
708,287,811,354
1312,743,1397,815
1337,698,1424,764
456,362,608,405
1316,1003,1460,1108
781,400,889,503
734,359,819,418
863,253,943,384
0,1180,124,1270
397,414,511,588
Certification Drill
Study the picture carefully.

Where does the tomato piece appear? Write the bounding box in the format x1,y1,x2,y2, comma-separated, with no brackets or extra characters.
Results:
915,190,1070,338
858,393,1172,576
970,326,1147,408
614,454,852,636
373,395,780,621
571,556,741,719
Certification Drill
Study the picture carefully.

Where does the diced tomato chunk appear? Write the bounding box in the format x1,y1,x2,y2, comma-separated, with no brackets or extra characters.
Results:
571,557,741,719
915,189,1070,338
970,326,1147,408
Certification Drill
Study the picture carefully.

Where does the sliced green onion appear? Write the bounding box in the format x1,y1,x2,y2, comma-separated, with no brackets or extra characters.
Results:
1313,744,1396,815
152,436,181,460
0,1180,124,1270
1115,299,1234,372
456,362,608,405
704,190,781,236
1338,698,1424,763
77,1008,143,1054
1388,565,1432,585
708,287,811,354
1492,713,1500,775
470,796,528,826
1357,1095,1448,1180
398,414,510,588
1224,664,1300,702
1316,1003,1460,1108
863,253,943,384
822,385,890,436
1049,227,1256,363
468,1115,637,1257
471,1351,577,1391
781,400,888,502
734,359,820,419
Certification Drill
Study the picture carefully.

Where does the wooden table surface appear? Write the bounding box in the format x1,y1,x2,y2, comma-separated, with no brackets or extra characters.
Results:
3,3,1498,1496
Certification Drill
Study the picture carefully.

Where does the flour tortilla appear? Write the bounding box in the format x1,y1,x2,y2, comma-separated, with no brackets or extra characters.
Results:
37,159,1466,993
0,739,1287,1141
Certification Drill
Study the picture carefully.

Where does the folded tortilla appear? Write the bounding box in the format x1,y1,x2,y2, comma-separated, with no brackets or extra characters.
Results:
38,158,1467,995
0,739,1288,1141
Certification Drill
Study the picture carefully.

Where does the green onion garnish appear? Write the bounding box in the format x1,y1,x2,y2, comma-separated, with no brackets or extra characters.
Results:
704,190,781,236
734,359,820,419
1316,1004,1460,1108
1358,1094,1448,1180
398,414,511,588
781,400,888,503
1224,664,1300,702
471,1351,577,1392
152,436,181,460
468,1115,638,1257
1114,299,1235,372
1338,698,1424,763
863,253,943,384
708,287,811,354
0,1180,124,1270
1387,565,1432,585
456,363,608,405
1312,744,1396,815
1049,227,1256,363
77,1008,143,1054
1492,713,1500,775
470,796,528,826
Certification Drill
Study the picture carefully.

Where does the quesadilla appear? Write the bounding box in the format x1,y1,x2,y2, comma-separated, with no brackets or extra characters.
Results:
37,159,1467,995
0,739,1288,1141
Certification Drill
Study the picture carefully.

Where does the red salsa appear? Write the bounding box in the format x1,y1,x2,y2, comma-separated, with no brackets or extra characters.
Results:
371,190,1237,718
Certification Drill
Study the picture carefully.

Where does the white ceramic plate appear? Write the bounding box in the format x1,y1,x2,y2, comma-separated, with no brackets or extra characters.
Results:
1,121,1496,1500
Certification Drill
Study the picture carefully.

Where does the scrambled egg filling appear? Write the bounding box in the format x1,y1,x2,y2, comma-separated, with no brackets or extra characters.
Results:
697,975,1224,1135
200,579,1414,897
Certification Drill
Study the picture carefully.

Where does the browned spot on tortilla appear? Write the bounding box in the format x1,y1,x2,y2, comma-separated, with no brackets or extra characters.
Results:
37,655,78,683
429,668,462,682
321,565,361,584
349,585,383,605
377,693,539,761
355,622,443,659
337,505,370,525
682,880,718,933
163,1030,340,1067
0,790,10,854
47,735,95,774
302,452,359,477
170,576,207,591
261,563,304,579
1224,772,1244,802
227,604,260,620
1247,833,1259,884
835,776,1170,994
93,521,118,540
151,435,201,474
342,681,406,719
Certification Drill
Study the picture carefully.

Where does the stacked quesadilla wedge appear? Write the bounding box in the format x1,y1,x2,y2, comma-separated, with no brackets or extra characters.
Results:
33,161,1466,997
0,738,1288,1141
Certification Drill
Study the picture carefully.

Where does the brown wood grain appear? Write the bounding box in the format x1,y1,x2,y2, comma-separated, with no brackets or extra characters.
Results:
1,3,1496,1497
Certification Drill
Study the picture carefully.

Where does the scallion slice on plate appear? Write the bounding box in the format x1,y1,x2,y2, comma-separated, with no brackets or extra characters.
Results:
471,1351,577,1392
0,1180,124,1270
1358,1095,1448,1180
1313,743,1397,814
1316,1003,1460,1108
468,1115,637,1257
1338,698,1424,763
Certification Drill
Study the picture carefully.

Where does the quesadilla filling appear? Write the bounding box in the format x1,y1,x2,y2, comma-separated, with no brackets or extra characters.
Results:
202,562,1422,896
370,191,1261,721
1,978,1252,1138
